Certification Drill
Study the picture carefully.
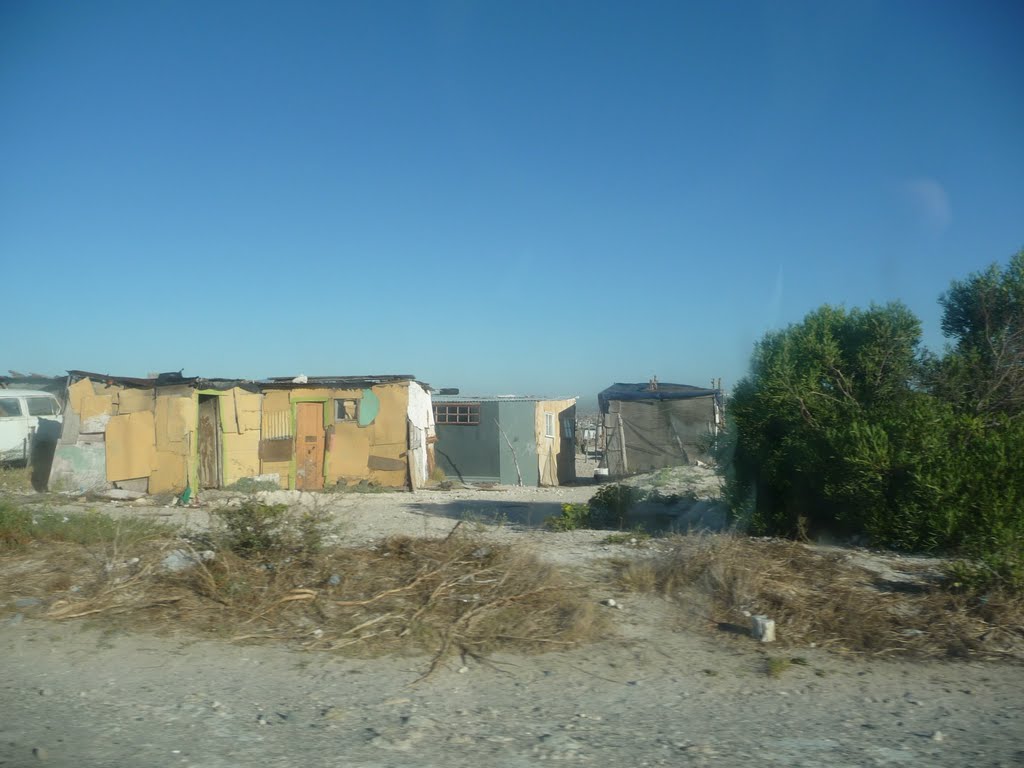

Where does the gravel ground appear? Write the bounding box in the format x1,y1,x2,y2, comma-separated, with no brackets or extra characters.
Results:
2,468,1023,767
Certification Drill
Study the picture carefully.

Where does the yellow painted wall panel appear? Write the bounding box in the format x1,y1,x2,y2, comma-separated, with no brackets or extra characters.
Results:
150,451,188,493
105,411,156,482
260,460,291,487
218,392,238,434
222,430,260,452
368,468,407,487
67,378,93,416
225,450,261,485
155,395,191,451
290,388,333,402
263,390,291,412
92,380,118,395
222,431,261,484
368,384,408,443
81,393,114,420
117,388,155,414
368,441,405,460
234,390,262,432
327,424,371,482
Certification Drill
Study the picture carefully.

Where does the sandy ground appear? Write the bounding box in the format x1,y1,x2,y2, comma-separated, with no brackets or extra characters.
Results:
2,466,1024,767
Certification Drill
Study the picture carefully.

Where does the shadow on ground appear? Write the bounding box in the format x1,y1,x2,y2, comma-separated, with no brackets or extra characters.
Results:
406,495,729,534
408,499,564,528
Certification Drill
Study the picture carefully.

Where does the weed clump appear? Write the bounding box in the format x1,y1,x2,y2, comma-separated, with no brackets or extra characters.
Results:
0,498,601,674
0,499,172,551
546,483,645,531
224,477,281,493
207,500,332,559
615,533,1024,659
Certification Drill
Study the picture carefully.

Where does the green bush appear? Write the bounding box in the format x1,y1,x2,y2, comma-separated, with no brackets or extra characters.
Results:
588,484,641,528
946,545,1024,595
546,503,593,531
726,299,1024,558
210,500,332,559
545,484,646,531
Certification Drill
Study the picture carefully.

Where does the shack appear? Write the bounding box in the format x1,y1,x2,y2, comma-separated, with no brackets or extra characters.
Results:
255,375,435,491
48,371,435,494
433,395,576,486
599,381,722,477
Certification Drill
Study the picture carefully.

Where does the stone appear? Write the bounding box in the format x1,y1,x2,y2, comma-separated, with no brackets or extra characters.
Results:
161,549,215,573
14,598,42,608
600,598,618,608
328,574,342,586
932,731,945,742
751,615,776,642
32,747,47,760
6,613,24,626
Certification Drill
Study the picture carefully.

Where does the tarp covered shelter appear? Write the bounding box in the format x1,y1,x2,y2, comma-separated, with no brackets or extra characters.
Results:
599,382,722,477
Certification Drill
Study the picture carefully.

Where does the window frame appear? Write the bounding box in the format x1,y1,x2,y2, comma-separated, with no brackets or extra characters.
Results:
544,412,555,438
26,397,59,417
334,398,360,423
434,402,481,426
0,398,23,418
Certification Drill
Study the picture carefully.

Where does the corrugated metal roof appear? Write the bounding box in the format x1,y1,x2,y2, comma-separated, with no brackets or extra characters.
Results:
432,394,577,403
260,374,416,389
64,371,424,393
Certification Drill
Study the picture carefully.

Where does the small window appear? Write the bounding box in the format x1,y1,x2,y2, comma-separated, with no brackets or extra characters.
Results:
434,403,480,425
544,412,555,438
335,398,359,422
0,398,22,418
561,417,574,439
26,397,58,416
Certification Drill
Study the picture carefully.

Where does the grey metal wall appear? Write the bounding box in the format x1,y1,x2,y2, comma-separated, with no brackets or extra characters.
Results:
434,400,540,486
497,401,539,486
434,401,502,483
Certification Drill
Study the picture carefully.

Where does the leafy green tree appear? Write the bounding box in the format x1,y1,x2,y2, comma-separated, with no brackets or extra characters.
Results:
728,303,935,542
934,250,1024,417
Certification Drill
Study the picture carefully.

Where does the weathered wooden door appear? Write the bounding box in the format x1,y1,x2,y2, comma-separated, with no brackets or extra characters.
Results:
197,395,222,489
295,402,325,490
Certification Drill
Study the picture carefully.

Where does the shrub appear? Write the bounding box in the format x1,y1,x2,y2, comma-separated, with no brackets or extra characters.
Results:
726,298,1024,561
209,500,332,559
545,484,646,531
0,499,172,551
588,484,641,528
546,503,593,531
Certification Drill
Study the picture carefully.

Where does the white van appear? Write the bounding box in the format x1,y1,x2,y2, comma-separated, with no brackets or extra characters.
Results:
0,389,64,464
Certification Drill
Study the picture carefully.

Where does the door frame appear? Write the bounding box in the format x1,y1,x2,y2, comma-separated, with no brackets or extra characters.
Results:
193,390,228,491
290,396,331,490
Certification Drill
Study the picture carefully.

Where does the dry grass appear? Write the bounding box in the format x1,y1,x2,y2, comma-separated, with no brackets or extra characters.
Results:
615,533,1024,659
0,465,33,492
0,508,601,677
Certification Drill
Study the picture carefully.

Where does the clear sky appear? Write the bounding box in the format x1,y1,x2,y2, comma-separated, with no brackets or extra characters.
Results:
2,0,1022,406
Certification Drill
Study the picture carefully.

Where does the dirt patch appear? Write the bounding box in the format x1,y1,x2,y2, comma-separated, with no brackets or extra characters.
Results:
3,478,1024,767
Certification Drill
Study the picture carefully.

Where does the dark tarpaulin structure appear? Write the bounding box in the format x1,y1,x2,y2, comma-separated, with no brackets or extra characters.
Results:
598,382,722,477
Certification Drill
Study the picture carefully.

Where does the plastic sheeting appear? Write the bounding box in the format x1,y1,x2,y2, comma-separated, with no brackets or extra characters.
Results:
601,384,721,477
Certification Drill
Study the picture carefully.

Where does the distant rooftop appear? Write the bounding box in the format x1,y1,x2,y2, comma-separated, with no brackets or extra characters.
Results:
598,382,721,412
432,394,577,403
64,370,424,391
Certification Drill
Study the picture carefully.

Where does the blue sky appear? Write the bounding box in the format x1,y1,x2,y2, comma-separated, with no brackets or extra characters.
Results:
2,1,1022,406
